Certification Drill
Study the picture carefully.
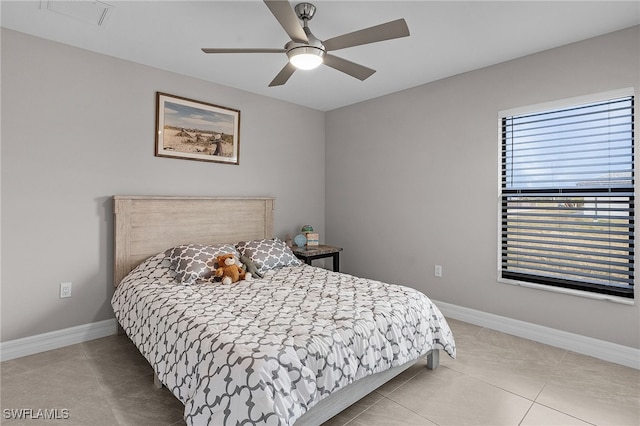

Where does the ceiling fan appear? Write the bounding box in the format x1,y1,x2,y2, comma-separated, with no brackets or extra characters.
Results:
202,1,410,87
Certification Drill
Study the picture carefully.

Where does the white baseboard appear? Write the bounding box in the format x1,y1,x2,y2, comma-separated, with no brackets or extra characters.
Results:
0,318,118,362
2,306,638,370
434,300,640,370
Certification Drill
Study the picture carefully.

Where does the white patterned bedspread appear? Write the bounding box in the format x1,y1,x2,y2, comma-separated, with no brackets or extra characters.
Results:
112,253,456,425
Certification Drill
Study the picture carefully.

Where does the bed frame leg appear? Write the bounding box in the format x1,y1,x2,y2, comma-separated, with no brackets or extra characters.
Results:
153,372,163,389
426,349,440,370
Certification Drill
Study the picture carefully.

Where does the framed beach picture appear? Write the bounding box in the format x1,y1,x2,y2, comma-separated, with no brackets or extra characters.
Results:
155,92,240,165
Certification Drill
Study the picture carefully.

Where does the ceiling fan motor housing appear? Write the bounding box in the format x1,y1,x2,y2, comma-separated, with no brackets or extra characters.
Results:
284,23,326,68
286,44,325,69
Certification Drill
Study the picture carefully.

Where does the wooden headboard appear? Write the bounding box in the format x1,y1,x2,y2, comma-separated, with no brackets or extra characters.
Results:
113,196,275,287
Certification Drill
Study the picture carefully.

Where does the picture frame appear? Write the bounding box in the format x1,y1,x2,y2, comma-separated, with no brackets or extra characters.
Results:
155,92,240,165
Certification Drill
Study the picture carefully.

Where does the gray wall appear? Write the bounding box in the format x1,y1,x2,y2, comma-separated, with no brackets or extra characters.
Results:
3,25,639,350
1,29,325,342
325,26,640,349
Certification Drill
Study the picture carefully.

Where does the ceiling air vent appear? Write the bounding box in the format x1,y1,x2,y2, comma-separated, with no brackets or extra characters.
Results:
40,1,113,27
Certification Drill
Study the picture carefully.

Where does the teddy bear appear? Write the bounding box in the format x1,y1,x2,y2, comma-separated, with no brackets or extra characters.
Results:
214,253,251,284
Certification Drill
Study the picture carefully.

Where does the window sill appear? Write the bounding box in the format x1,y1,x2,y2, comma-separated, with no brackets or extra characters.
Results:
498,278,635,306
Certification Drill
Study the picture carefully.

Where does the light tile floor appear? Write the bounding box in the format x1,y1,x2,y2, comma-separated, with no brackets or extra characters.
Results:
1,319,638,425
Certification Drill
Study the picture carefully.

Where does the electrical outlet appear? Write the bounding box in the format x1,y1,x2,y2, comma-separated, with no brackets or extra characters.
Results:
60,282,72,298
434,265,443,278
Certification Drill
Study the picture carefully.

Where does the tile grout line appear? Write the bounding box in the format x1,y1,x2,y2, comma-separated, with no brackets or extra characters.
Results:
375,368,447,426
525,347,567,405
516,401,536,426
523,349,598,426
355,394,442,426
79,345,127,426
531,348,597,424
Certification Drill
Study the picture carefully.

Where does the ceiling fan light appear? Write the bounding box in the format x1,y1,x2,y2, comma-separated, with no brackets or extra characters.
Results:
287,46,324,70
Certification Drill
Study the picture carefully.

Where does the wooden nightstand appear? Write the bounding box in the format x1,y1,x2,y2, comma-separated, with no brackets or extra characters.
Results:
291,244,343,272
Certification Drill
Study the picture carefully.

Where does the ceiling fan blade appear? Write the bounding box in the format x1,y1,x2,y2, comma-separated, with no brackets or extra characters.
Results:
323,54,375,81
202,48,286,54
269,62,297,87
323,18,410,51
264,0,308,43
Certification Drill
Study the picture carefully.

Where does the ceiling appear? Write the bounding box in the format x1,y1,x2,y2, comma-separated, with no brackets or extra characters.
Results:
2,1,639,111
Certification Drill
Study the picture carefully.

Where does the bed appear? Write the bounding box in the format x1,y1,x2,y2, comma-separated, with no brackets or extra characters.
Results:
111,196,456,425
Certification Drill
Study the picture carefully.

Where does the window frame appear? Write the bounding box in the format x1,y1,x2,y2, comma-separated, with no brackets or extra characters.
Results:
497,88,636,303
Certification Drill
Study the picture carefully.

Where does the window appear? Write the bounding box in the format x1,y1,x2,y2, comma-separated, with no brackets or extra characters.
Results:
500,91,634,299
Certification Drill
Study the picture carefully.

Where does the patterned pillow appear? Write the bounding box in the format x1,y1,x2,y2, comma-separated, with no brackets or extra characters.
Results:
166,243,239,285
235,238,303,273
